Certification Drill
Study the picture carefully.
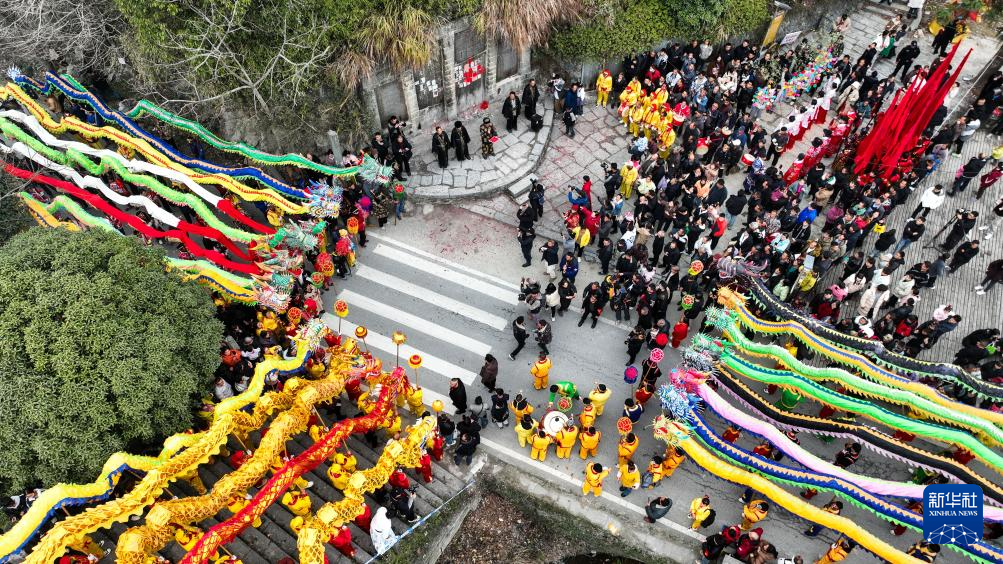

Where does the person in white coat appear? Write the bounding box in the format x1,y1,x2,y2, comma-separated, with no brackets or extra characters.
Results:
857,283,890,320
370,507,397,555
908,0,926,20
911,184,945,219
843,272,868,296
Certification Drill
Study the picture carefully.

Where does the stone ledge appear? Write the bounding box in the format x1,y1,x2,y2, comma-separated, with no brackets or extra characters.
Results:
409,99,556,204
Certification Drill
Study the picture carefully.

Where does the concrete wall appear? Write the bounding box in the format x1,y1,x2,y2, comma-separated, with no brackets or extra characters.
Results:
361,17,532,137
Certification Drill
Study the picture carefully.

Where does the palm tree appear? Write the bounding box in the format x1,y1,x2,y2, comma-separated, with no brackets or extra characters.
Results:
361,4,440,72
476,0,585,53
329,50,374,90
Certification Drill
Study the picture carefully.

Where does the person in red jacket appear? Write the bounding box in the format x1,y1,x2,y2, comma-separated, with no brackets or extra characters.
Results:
329,525,356,558
417,451,434,483
354,503,373,533
388,468,410,489
429,431,445,461
709,214,727,249
671,318,690,348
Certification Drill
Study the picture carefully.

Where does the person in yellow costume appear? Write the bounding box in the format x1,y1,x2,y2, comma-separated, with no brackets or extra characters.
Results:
619,80,641,121
815,537,851,564
272,455,313,490
334,451,358,473
582,462,609,496
554,421,579,458
256,310,280,335
385,413,402,436
515,414,537,447
572,224,591,250
661,445,686,477
328,463,351,490
510,394,534,421
644,455,664,488
406,385,424,414
643,107,661,139
306,357,326,378
529,429,553,461
588,383,611,415
617,432,639,465
179,467,207,495
227,493,262,528
654,85,669,108
578,426,601,459
595,70,613,107
628,103,646,137
740,500,769,530
174,524,201,552
579,397,597,427
657,126,677,159
309,423,326,444
290,515,305,535
281,488,312,516
619,162,638,199
617,461,641,497
688,495,712,529
67,535,105,560
530,353,552,390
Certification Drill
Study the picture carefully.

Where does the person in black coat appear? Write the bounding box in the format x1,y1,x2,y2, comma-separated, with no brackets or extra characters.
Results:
448,378,468,414
518,226,536,267
431,126,450,169
949,240,980,273
871,227,897,258
522,79,541,119
450,121,471,161
502,91,522,132
891,41,921,82
941,210,978,250
454,433,478,466
391,134,412,179
510,316,529,360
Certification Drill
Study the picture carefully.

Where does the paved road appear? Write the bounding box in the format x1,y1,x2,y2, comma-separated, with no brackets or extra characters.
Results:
322,214,974,563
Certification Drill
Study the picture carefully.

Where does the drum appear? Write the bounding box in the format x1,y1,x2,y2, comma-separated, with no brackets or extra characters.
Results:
541,410,570,436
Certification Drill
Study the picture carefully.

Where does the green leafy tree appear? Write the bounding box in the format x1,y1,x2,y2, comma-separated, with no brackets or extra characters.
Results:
550,0,766,61
0,177,33,245
0,228,222,495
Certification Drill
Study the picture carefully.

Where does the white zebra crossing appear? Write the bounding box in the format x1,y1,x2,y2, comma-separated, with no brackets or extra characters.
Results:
372,244,520,304
336,289,492,356
367,232,521,290
323,315,479,386
354,265,508,330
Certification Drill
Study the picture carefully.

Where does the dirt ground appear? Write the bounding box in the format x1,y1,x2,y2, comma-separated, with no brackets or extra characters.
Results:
439,492,579,564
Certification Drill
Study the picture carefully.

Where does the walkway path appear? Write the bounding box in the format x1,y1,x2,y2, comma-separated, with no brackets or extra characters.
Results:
407,103,553,200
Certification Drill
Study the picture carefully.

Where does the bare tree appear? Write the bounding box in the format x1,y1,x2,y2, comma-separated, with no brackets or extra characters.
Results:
0,0,125,77
125,0,332,122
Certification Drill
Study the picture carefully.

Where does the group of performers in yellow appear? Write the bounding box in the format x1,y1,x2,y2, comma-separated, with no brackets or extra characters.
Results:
594,70,687,160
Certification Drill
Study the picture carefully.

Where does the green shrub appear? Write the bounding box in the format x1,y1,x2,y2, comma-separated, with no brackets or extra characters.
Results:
550,0,768,61
0,228,222,495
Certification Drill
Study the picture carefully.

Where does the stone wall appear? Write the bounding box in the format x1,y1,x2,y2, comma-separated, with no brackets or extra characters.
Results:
360,18,532,137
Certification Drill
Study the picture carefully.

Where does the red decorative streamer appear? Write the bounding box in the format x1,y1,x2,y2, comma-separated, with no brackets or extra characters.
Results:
2,163,262,275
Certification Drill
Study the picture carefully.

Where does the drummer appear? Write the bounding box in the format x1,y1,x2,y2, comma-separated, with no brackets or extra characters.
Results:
548,381,580,406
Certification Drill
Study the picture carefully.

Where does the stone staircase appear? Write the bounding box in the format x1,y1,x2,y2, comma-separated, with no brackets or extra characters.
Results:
80,402,471,563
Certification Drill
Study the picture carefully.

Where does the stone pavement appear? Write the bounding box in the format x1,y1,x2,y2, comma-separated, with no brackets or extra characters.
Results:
758,0,1001,133
457,102,632,241
407,99,553,200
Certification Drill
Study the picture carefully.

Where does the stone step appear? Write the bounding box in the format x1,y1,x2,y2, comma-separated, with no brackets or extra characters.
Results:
199,458,355,564
65,403,467,564
167,479,284,564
